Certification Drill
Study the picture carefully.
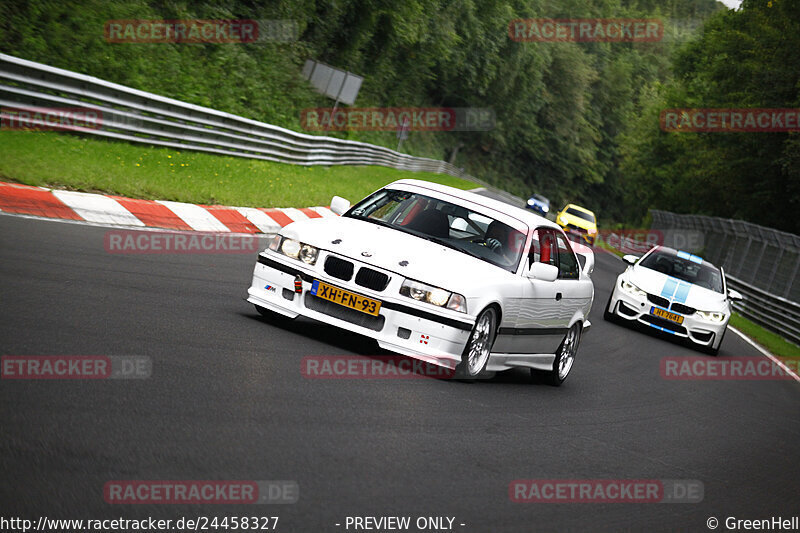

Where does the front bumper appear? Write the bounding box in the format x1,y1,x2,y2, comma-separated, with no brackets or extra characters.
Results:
247,251,475,369
608,281,727,349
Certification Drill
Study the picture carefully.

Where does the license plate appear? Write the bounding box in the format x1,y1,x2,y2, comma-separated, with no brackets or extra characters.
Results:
311,280,381,316
650,306,684,324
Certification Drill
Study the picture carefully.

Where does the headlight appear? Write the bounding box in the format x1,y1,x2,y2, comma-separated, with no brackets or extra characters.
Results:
588,227,597,235
274,236,319,265
621,279,647,297
527,199,535,206
281,238,301,258
558,216,568,225
400,279,467,313
299,244,319,265
542,205,549,213
697,310,726,322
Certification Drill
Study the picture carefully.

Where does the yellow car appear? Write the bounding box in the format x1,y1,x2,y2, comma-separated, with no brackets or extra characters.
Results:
556,204,597,246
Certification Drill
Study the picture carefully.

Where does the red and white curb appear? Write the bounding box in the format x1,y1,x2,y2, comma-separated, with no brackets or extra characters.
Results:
0,182,335,233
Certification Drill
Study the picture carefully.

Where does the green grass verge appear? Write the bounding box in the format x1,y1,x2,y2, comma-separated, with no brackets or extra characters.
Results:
0,131,476,207
595,239,625,258
729,313,800,360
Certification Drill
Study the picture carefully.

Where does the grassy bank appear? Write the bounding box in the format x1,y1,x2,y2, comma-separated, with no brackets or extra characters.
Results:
0,131,475,207
729,313,800,361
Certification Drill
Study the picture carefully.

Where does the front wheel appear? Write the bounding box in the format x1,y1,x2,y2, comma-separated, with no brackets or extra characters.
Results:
455,307,498,379
533,322,581,386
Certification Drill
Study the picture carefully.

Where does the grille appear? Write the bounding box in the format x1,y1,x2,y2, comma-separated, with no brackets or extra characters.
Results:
304,293,385,331
324,256,354,281
641,314,687,335
671,302,696,315
355,267,390,291
647,293,670,308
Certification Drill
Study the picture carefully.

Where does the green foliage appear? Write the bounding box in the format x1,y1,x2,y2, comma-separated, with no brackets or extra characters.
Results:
16,0,800,235
620,0,800,233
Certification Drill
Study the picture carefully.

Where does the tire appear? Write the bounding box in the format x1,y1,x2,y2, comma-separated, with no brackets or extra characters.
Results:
455,307,498,379
533,322,581,387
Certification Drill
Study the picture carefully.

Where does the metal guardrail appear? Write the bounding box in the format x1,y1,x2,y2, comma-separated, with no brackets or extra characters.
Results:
725,277,800,346
650,209,800,345
0,53,481,181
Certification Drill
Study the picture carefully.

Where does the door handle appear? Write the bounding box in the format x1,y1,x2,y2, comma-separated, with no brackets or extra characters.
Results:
555,292,562,301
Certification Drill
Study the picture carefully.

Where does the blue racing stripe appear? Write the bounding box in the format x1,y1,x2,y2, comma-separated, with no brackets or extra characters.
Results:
646,323,677,335
673,281,691,304
661,277,679,299
677,250,703,263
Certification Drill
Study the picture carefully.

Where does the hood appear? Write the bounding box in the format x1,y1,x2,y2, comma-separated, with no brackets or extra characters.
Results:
627,265,728,311
279,216,517,294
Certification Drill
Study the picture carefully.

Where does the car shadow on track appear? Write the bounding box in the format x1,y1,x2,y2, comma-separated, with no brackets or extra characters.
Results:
240,309,538,385
601,314,730,357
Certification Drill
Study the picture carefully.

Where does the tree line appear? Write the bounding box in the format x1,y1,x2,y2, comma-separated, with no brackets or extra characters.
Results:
1,0,796,232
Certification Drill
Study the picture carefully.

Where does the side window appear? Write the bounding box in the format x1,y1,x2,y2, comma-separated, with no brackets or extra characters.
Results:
528,228,557,268
555,233,580,279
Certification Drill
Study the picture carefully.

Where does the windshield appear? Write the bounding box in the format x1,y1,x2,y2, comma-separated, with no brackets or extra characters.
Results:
566,207,595,223
346,189,525,272
639,250,724,293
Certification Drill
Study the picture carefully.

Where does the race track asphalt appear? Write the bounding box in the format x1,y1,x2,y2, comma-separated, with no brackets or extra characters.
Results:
1,214,798,532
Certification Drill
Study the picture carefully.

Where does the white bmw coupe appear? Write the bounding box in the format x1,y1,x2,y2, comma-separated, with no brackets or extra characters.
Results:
247,180,595,385
604,247,743,355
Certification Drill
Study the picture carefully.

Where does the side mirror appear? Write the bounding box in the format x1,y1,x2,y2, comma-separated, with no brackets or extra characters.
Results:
527,262,559,282
330,195,350,215
728,289,743,301
622,254,638,266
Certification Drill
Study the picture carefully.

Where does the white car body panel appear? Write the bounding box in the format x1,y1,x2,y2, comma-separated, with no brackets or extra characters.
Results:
247,179,595,374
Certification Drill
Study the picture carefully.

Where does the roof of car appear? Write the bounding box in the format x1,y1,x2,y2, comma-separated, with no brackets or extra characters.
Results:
388,179,559,230
646,245,714,267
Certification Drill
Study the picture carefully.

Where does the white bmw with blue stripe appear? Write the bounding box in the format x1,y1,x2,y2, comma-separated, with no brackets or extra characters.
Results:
604,246,742,355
